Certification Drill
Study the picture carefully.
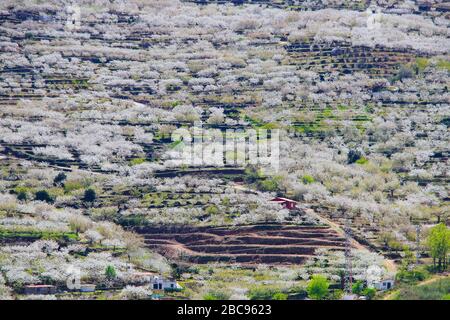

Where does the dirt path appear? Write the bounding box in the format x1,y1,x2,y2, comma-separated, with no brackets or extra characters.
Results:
305,208,398,273
383,273,449,300
418,273,449,286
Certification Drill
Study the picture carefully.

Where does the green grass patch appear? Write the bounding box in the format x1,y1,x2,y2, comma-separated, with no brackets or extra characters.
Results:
129,158,146,166
117,215,149,227
247,285,289,300
317,107,336,120
302,175,315,184
415,58,429,72
12,186,32,194
170,140,184,149
261,122,280,130
437,59,450,72
64,181,84,193
0,229,78,241
294,123,320,133
355,157,368,165
243,115,264,128
395,278,450,300
71,79,89,88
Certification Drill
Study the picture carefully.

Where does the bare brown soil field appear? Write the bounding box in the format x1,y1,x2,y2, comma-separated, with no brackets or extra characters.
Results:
135,224,348,265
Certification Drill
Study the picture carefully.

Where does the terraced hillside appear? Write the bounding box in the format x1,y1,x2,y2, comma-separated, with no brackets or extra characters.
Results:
183,0,450,14
285,41,428,77
137,223,348,264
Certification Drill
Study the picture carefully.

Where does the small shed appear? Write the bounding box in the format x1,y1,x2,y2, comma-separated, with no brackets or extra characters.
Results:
150,276,182,291
372,279,395,291
80,284,96,292
24,284,57,295
270,197,298,210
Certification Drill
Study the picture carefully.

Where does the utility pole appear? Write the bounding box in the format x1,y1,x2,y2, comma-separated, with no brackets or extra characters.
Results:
415,224,422,264
344,219,353,294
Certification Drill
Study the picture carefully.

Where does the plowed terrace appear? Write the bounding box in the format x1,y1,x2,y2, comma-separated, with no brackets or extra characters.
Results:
135,224,348,265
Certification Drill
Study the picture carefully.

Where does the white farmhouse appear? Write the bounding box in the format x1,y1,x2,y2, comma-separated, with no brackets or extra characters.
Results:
372,279,395,291
150,276,182,291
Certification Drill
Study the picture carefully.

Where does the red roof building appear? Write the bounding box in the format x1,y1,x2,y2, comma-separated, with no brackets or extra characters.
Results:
270,197,298,210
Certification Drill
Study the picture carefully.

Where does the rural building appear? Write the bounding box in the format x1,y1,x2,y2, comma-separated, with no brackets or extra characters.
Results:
270,197,298,210
24,284,57,295
79,284,96,292
132,272,182,291
150,276,182,291
372,279,395,291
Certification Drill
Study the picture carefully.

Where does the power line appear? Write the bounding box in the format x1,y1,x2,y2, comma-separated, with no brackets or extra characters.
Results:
344,218,353,294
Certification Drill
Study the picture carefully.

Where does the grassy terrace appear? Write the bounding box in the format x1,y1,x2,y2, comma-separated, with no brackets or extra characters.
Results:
0,229,79,242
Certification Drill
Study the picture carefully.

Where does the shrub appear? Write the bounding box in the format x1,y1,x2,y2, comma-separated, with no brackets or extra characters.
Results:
64,181,84,193
352,280,365,295
203,290,230,300
118,215,148,227
272,292,288,300
83,189,97,203
244,165,261,183
53,172,67,186
392,66,414,82
247,286,285,300
362,287,376,300
17,191,27,201
68,215,92,233
302,175,315,184
329,289,344,300
170,263,183,279
258,179,279,192
105,265,117,280
415,58,429,72
130,158,146,166
307,275,329,300
34,190,54,203
91,207,118,221
257,176,283,192
355,157,368,165
396,268,429,283
437,59,450,72
205,205,219,215
347,149,362,164
13,186,30,195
